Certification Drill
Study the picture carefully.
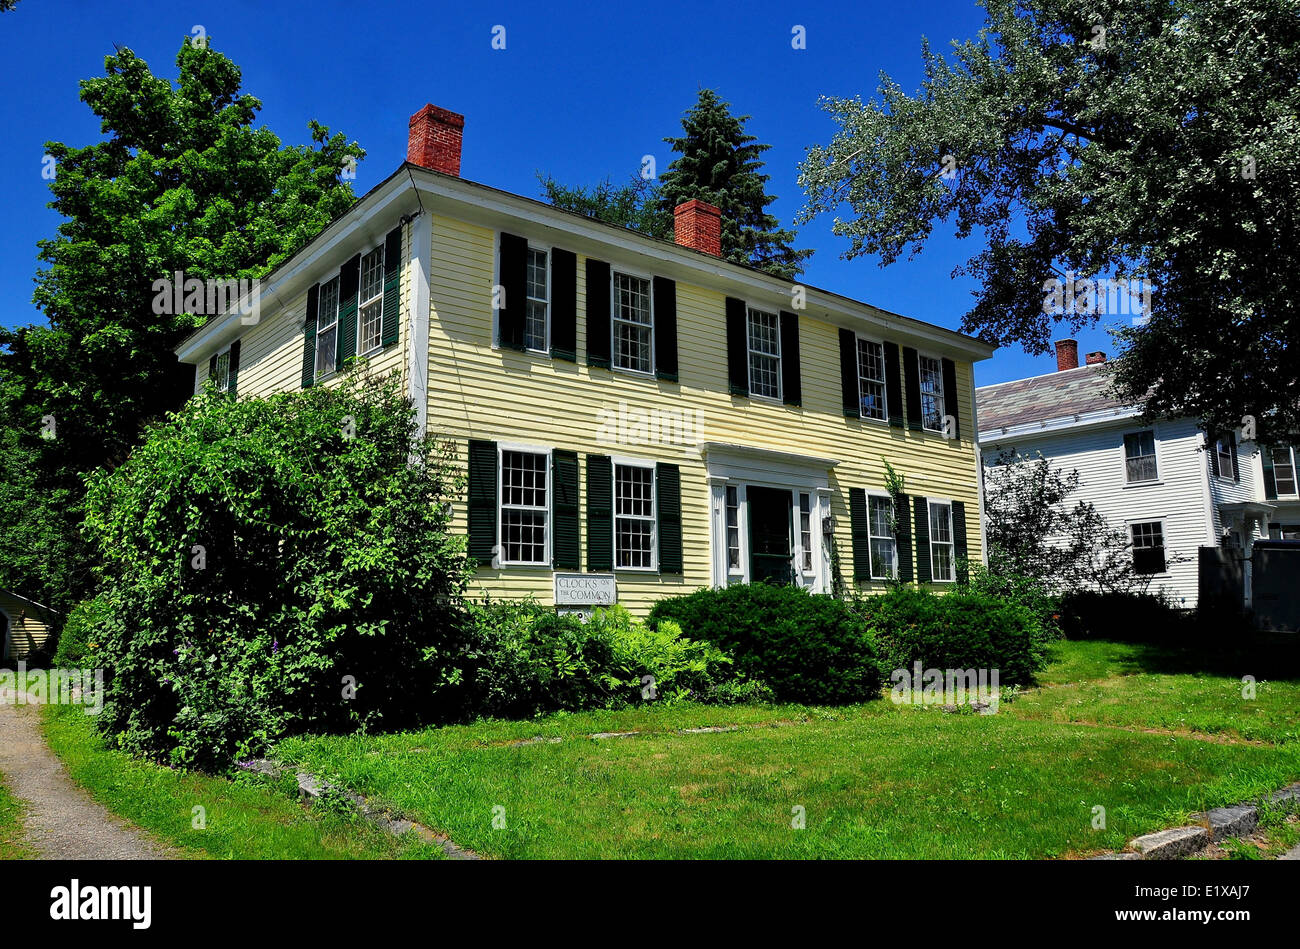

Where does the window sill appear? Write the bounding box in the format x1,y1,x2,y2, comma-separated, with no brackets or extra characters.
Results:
496,562,554,571
1123,479,1164,488
614,566,659,574
612,366,656,380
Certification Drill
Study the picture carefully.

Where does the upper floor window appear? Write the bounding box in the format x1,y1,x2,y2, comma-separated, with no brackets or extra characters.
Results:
358,245,385,355
212,350,231,393
500,449,549,565
929,501,955,581
526,247,549,352
918,354,945,432
1131,520,1166,574
746,307,781,400
1272,445,1298,496
1215,435,1236,480
614,462,655,569
856,338,887,421
612,272,652,374
314,276,340,380
868,495,897,580
1124,430,1158,483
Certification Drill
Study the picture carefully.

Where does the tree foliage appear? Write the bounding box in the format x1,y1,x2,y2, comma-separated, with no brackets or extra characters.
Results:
798,0,1299,441
537,172,665,235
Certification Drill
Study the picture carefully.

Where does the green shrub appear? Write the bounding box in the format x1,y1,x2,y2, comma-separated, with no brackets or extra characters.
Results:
1059,589,1186,642
53,594,111,669
858,586,1048,686
648,584,882,704
82,374,471,770
960,561,1062,637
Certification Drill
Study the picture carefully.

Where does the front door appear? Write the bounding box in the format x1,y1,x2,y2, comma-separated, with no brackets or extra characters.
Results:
747,487,794,584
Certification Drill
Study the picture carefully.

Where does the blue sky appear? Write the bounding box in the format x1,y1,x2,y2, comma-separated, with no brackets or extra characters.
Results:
0,0,1120,385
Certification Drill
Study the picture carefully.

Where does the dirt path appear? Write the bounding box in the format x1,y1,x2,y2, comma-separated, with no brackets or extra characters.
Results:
0,691,173,860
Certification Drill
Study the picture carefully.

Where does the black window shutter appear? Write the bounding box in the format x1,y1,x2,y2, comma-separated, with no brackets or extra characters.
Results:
656,463,683,573
913,496,932,583
849,488,871,581
1208,432,1221,478
839,328,859,418
653,276,678,382
895,492,913,582
884,341,904,427
381,225,402,347
467,440,498,567
951,500,969,583
1262,448,1278,499
552,449,580,569
725,297,748,395
550,247,577,361
585,259,611,368
228,340,241,398
941,357,959,439
301,283,319,389
1229,431,1240,482
903,347,923,431
779,310,801,406
497,232,528,350
208,353,218,386
337,254,361,373
586,454,613,570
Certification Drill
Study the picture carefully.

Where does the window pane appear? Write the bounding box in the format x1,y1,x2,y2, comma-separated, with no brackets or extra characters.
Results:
314,326,336,379
525,249,548,351
612,274,652,372
500,450,548,564
726,486,740,571
868,496,892,537
615,464,654,569
932,543,953,581
919,355,945,431
1273,447,1297,495
359,299,383,353
360,247,384,303
857,339,886,420
799,494,813,573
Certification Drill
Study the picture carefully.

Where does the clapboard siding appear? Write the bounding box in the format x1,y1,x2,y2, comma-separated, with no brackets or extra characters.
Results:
0,590,56,660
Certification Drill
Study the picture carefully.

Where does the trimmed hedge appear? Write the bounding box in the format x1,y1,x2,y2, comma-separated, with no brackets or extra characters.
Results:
648,584,882,703
1059,589,1186,642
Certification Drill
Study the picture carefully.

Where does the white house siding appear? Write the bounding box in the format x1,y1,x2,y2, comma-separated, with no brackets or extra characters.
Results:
984,416,1212,607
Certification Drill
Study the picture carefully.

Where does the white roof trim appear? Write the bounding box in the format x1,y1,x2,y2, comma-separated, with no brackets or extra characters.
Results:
978,404,1144,444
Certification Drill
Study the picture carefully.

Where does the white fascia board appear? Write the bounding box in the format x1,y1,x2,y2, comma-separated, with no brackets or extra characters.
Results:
978,404,1145,446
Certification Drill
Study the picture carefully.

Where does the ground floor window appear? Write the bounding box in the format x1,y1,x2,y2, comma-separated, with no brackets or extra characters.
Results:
929,500,954,581
500,449,549,564
615,462,655,569
869,495,896,579
799,493,813,575
725,485,741,574
1131,520,1166,574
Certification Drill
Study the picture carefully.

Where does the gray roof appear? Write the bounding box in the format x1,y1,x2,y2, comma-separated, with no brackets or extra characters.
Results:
976,364,1139,433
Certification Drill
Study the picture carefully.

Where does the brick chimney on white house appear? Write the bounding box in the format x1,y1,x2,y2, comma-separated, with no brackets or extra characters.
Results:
407,104,465,176
673,199,722,257
1086,351,1108,365
1055,338,1079,371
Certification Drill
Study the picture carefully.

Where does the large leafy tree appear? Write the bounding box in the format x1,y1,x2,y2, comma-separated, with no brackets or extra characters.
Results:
0,39,364,610
537,172,665,235
798,0,1299,441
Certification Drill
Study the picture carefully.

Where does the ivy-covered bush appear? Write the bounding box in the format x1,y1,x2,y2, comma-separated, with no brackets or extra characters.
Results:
648,584,882,703
857,586,1048,686
52,594,112,669
83,374,471,769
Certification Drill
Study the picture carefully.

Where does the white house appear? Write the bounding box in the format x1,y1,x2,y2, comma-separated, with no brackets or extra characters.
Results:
976,340,1275,608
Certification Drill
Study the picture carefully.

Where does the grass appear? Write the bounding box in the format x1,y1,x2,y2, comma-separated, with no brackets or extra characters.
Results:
0,777,30,860
40,704,443,860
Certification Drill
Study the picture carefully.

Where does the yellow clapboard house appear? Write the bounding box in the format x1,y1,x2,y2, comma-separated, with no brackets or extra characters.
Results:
175,103,995,616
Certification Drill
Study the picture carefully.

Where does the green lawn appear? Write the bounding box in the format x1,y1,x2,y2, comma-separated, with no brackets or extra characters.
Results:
274,639,1300,859
40,705,443,860
0,777,30,860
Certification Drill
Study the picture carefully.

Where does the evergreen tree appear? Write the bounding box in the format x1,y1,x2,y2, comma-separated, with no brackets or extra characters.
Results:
657,89,812,279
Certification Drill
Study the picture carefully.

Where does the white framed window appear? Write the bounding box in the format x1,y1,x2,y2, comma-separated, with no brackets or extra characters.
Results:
525,247,549,352
314,275,340,380
614,462,656,569
1131,520,1166,574
1123,430,1158,483
725,485,741,574
212,350,231,393
746,306,781,401
856,337,887,421
499,448,550,565
868,495,897,580
1215,436,1236,480
357,245,386,355
612,271,653,374
928,500,955,582
918,354,946,432
799,493,813,575
1271,446,1298,497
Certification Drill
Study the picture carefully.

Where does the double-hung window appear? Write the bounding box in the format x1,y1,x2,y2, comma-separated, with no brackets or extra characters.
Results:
1272,446,1298,496
499,449,549,565
357,245,385,355
1215,436,1236,480
314,276,340,380
1124,431,1158,483
918,355,946,432
612,272,653,373
212,350,231,393
929,501,955,581
614,462,655,569
868,496,897,580
525,247,549,352
746,307,781,400
1131,521,1166,574
856,338,887,421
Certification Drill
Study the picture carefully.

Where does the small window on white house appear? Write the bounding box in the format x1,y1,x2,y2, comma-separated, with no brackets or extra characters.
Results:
725,485,741,573
856,338,887,421
928,501,955,581
918,355,946,432
1215,437,1236,480
1131,521,1166,574
746,307,781,400
1124,431,1158,483
525,248,549,352
212,350,231,393
868,496,897,580
1273,446,1298,496
612,273,653,374
614,463,655,569
358,246,385,355
500,450,549,565
799,493,813,575
314,276,340,379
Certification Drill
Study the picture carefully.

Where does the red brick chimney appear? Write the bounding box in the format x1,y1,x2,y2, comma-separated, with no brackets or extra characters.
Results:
673,199,722,257
1085,351,1107,365
407,104,465,176
1055,338,1079,372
